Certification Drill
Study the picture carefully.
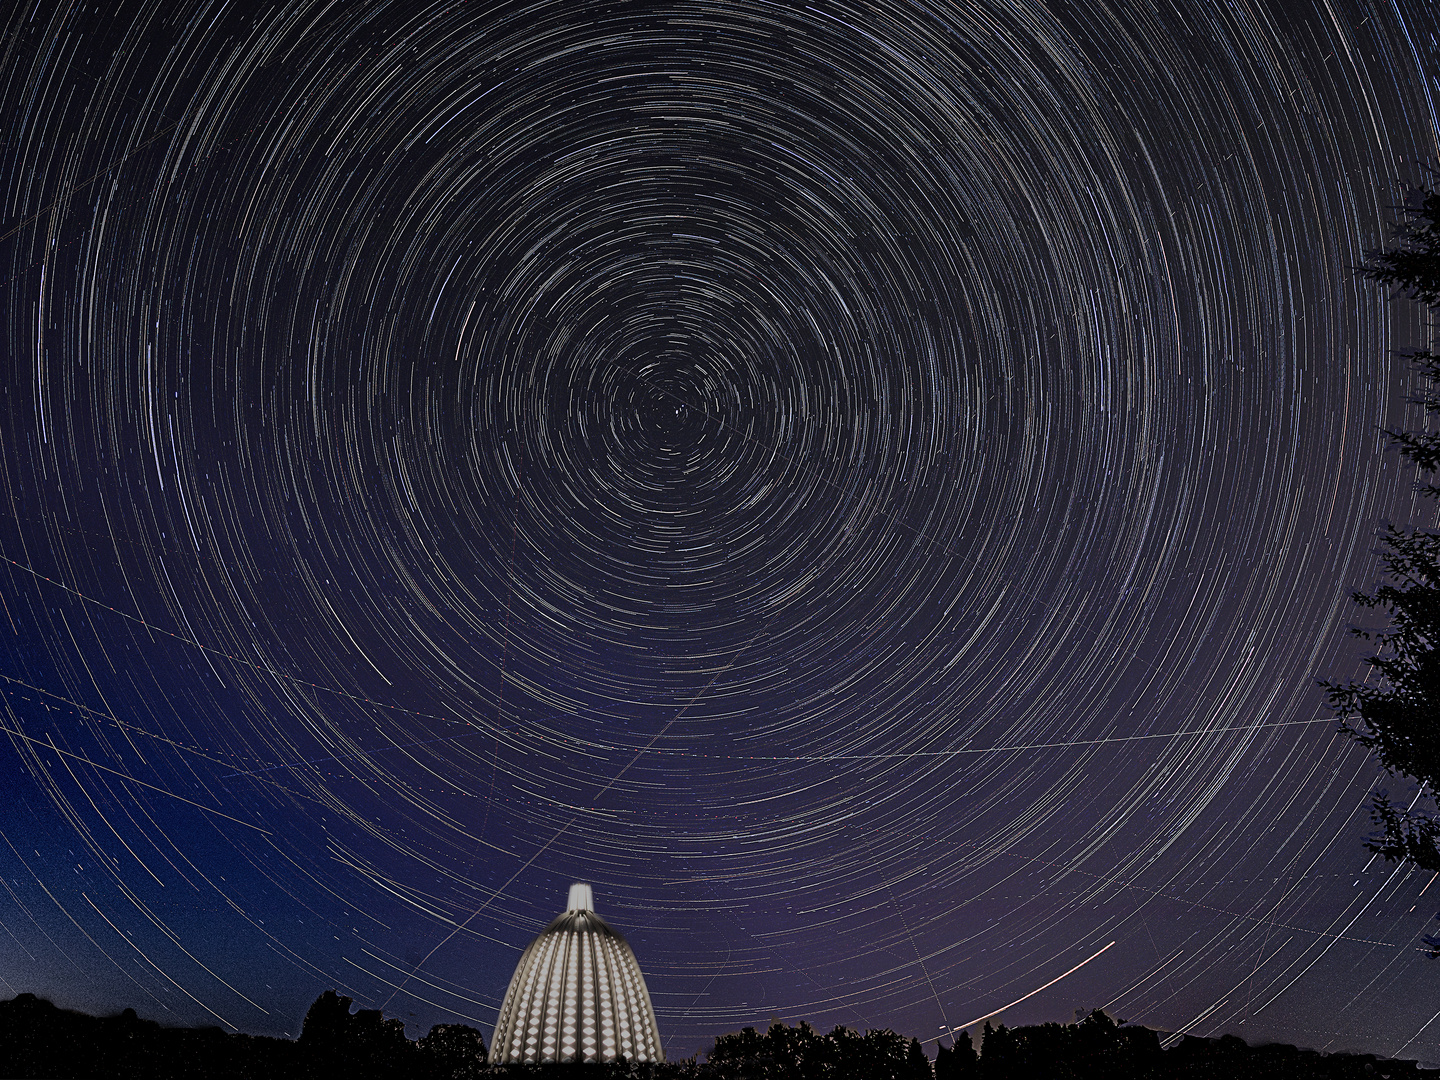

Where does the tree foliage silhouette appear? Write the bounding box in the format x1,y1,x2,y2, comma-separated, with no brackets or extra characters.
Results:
706,1021,930,1080
299,990,415,1079
1325,187,1440,877
933,1028,977,1080
3,993,1427,1078
417,1022,488,1080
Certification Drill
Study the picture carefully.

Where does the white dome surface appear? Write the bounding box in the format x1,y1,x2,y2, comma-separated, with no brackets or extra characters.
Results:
490,884,664,1064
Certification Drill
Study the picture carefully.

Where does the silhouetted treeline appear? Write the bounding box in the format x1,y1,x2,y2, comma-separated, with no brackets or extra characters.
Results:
0,991,485,1080
705,1020,931,1078
0,992,1430,1079
928,1011,1426,1080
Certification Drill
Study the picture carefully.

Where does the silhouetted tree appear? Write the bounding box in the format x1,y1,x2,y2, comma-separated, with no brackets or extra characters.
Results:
417,1022,488,1080
1325,186,1440,875
299,990,352,1050
903,1036,930,1079
934,1029,977,1080
298,990,413,1079
834,1025,927,1080
4,991,1434,1079
975,1021,1012,1078
0,993,302,1078
981,1020,1079,1079
767,1021,829,1079
707,1021,928,1080
968,1013,1160,1080
1066,1010,1161,1080
708,1024,772,1078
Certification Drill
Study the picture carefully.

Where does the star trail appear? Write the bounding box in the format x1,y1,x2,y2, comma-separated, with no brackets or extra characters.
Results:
2,0,1440,1063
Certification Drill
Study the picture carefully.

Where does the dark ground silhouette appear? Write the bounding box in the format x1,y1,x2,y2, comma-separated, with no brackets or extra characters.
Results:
0,992,1428,1078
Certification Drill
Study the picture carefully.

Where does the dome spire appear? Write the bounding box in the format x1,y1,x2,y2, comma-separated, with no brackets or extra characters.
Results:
567,882,594,912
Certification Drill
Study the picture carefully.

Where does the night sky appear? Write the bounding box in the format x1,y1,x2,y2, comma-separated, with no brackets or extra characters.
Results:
3,0,1440,1064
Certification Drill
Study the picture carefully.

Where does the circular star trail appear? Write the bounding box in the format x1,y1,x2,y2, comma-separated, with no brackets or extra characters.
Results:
2,0,1440,1062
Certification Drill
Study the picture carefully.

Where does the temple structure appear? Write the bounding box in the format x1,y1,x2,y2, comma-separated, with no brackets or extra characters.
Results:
490,883,664,1063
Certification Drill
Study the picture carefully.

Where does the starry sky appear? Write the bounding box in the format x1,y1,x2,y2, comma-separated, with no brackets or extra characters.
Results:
3,0,1440,1064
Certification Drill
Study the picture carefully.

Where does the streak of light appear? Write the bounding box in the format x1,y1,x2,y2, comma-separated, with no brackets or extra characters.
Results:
950,942,1117,1034
0,723,270,834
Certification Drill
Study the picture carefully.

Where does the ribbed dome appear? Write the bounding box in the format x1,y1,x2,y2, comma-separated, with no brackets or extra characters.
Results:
490,885,664,1064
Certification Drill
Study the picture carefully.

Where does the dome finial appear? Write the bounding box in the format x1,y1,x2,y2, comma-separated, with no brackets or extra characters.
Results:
567,882,594,912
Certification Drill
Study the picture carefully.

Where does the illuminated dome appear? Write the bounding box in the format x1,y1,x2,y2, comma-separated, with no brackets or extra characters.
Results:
490,883,664,1064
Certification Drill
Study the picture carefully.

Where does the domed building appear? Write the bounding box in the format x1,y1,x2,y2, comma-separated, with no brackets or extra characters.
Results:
490,883,664,1064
